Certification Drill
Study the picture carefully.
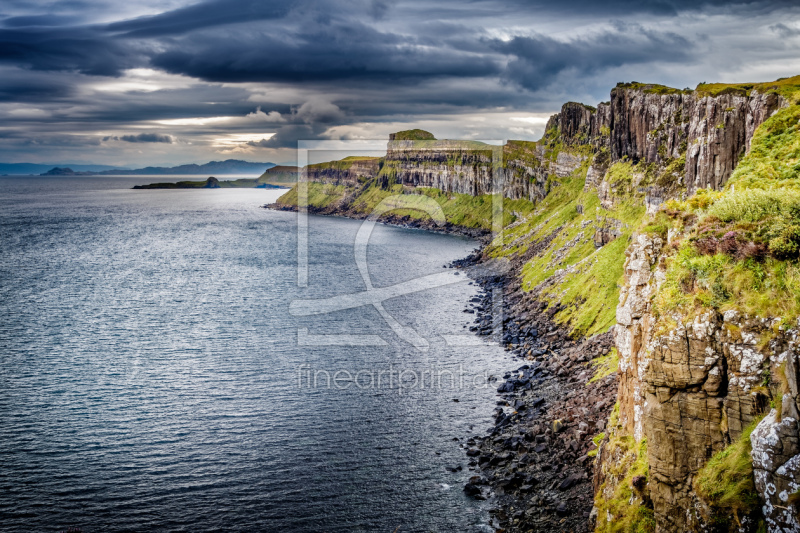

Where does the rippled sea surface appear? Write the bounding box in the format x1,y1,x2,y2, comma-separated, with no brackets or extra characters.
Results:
0,176,513,532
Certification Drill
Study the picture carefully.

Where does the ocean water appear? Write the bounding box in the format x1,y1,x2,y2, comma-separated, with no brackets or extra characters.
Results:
0,176,513,532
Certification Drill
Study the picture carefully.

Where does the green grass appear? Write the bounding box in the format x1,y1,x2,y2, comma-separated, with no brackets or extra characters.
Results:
654,101,800,326
276,182,348,209
588,431,607,457
490,159,648,337
654,242,800,327
307,156,382,172
277,178,536,231
726,104,800,190
694,417,764,526
257,165,299,186
594,405,655,533
695,74,800,102
391,129,436,141
707,188,800,223
503,140,542,171
616,81,689,95
348,181,503,229
589,348,620,383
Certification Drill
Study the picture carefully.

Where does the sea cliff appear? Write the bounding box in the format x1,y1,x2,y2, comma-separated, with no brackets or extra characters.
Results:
272,75,800,532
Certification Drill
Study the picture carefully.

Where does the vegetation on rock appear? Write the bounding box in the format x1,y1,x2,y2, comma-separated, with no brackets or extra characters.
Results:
593,405,655,533
696,74,800,102
391,129,436,141
615,81,690,95
654,102,800,325
694,417,763,527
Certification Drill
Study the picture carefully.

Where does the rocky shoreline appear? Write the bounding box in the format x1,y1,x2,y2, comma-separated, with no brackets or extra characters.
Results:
451,250,618,532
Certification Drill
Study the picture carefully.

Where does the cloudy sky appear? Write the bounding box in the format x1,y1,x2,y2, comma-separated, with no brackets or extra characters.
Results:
1,0,799,167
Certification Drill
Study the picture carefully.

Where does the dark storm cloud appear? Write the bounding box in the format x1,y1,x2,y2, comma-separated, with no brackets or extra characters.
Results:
104,133,174,143
0,26,139,75
494,23,694,91
246,125,319,149
0,0,790,84
0,78,73,101
0,0,797,164
149,22,500,83
104,0,296,37
2,14,81,27
500,0,800,16
771,23,800,38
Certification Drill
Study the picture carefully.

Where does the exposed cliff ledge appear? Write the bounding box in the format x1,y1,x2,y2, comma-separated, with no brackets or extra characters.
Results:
305,156,380,186
381,139,497,196
603,86,785,193
602,89,800,531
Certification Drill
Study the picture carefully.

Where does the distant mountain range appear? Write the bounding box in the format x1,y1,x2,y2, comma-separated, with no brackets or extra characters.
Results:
0,160,276,176
90,160,276,176
0,163,127,175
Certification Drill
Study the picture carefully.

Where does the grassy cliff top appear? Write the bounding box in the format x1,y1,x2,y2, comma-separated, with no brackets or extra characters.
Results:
257,165,299,185
695,74,800,101
263,165,300,173
615,82,690,95
306,156,382,170
613,76,800,101
391,129,436,141
563,101,597,112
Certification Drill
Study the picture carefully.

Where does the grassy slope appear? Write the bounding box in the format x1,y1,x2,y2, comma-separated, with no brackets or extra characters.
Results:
693,417,764,525
655,102,800,325
275,182,348,209
488,159,648,337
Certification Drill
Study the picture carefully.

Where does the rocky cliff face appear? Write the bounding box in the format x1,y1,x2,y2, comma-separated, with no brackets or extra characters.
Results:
503,140,587,203
305,158,380,186
297,83,784,209
751,394,800,532
597,86,786,194
611,232,800,531
381,139,496,195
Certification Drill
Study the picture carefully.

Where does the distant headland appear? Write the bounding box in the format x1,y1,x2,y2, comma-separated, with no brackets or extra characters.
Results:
132,166,299,189
38,159,277,176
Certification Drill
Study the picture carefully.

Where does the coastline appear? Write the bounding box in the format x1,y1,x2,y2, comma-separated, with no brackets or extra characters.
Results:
265,202,493,241
454,250,617,532
265,203,617,531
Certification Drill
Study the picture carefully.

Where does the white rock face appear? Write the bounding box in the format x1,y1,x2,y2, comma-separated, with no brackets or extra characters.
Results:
751,409,800,532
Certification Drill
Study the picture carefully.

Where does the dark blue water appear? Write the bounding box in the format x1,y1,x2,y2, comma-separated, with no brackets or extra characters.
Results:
0,176,512,532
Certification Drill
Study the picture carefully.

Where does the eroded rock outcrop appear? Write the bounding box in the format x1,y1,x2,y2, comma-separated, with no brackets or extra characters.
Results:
603,86,785,193
382,139,496,195
609,232,800,531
